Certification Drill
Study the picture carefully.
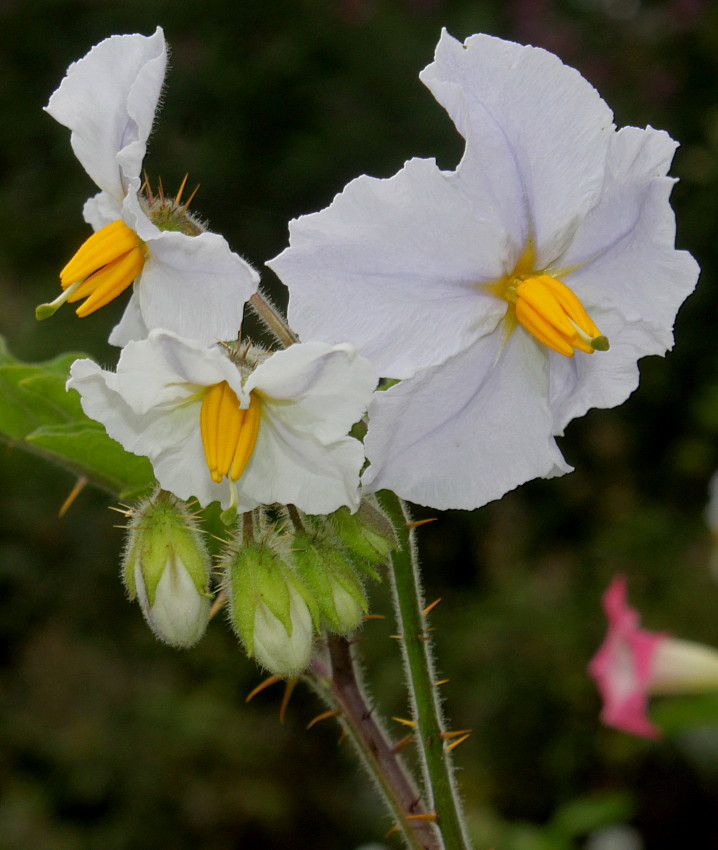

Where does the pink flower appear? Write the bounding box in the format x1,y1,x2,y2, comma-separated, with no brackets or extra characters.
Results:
589,576,718,738
589,576,666,738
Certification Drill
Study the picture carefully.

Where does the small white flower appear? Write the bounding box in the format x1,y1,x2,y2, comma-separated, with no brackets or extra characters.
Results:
269,31,699,510
41,28,258,345
67,330,377,515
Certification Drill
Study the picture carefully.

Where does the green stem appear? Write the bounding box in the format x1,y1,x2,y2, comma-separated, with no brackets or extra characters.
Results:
377,490,473,850
306,636,440,850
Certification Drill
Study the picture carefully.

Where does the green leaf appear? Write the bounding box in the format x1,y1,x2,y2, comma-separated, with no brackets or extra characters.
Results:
0,337,155,499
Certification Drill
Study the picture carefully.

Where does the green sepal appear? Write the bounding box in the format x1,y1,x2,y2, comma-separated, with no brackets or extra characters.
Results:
331,501,396,566
293,533,367,633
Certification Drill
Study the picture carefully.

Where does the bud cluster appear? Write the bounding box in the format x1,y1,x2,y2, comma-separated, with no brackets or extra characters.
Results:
120,491,396,676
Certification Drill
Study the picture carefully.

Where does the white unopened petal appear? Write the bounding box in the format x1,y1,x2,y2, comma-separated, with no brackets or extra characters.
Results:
45,28,166,200
362,329,571,510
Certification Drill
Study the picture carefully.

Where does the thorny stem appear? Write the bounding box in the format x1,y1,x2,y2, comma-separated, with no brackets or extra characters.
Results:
377,490,473,850
306,636,440,850
249,290,298,349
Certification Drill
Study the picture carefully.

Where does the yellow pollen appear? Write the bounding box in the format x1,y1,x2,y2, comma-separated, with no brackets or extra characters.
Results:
510,274,608,358
199,382,261,484
58,219,145,317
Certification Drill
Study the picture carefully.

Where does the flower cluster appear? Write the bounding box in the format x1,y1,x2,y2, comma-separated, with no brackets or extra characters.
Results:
44,28,697,674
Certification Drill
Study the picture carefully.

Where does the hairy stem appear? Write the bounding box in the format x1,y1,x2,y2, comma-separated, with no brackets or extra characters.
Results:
377,490,473,850
307,636,440,850
249,290,298,348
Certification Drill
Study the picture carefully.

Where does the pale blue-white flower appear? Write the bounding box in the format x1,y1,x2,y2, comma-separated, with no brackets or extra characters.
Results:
68,330,377,515
269,30,699,509
41,28,258,346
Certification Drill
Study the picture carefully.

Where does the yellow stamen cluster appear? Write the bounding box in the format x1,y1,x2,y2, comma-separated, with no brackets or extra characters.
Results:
511,274,609,357
60,219,146,317
200,382,261,483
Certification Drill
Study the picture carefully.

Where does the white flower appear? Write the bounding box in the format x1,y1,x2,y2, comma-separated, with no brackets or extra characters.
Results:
67,330,377,514
269,31,699,510
41,28,258,346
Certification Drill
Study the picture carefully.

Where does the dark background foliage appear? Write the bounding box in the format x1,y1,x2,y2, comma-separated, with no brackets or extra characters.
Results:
2,0,718,847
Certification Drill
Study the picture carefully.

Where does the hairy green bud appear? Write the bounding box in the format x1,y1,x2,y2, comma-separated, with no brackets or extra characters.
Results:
122,490,211,648
224,538,318,677
293,533,367,635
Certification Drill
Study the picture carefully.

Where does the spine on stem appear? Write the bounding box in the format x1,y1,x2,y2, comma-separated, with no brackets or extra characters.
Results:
377,490,473,850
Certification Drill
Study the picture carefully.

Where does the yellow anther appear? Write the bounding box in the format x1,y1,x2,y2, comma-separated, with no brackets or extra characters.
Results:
37,219,147,320
513,275,609,358
199,382,261,484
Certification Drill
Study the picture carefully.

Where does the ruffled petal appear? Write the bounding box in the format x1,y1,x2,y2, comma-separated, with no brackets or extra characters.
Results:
421,30,614,265
245,342,377,443
547,305,668,435
238,417,365,514
270,157,507,379
67,356,197,467
108,291,149,347
83,190,123,230
45,28,166,200
556,127,698,350
362,328,571,510
138,229,260,346
112,330,242,414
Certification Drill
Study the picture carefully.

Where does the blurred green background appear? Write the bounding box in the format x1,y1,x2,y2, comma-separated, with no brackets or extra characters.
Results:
2,0,718,847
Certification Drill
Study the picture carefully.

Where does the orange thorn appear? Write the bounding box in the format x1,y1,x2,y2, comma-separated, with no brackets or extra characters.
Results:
422,597,442,616
446,732,472,751
433,679,450,687
392,734,414,753
363,613,386,620
392,716,417,728
406,517,437,529
157,176,165,201
182,183,200,211
348,635,365,645
208,591,226,620
246,674,283,703
441,729,472,740
389,634,403,640
337,728,347,745
175,172,189,205
306,708,342,730
279,677,297,724
385,824,400,839
59,476,88,517
405,812,438,823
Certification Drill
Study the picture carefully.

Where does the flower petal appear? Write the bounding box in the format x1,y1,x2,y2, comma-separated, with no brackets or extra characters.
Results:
245,342,377,443
239,415,365,514
45,28,166,200
83,190,123,231
421,30,614,264
111,330,242,414
362,328,571,510
139,229,260,346
270,157,507,379
557,126,698,351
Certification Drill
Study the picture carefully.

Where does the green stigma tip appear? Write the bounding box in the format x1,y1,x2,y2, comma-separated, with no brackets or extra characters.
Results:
220,505,238,527
591,335,610,352
35,303,57,321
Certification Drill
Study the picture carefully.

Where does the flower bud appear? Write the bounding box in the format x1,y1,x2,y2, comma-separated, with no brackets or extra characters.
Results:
331,501,395,569
293,533,367,634
224,540,319,676
122,490,211,648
